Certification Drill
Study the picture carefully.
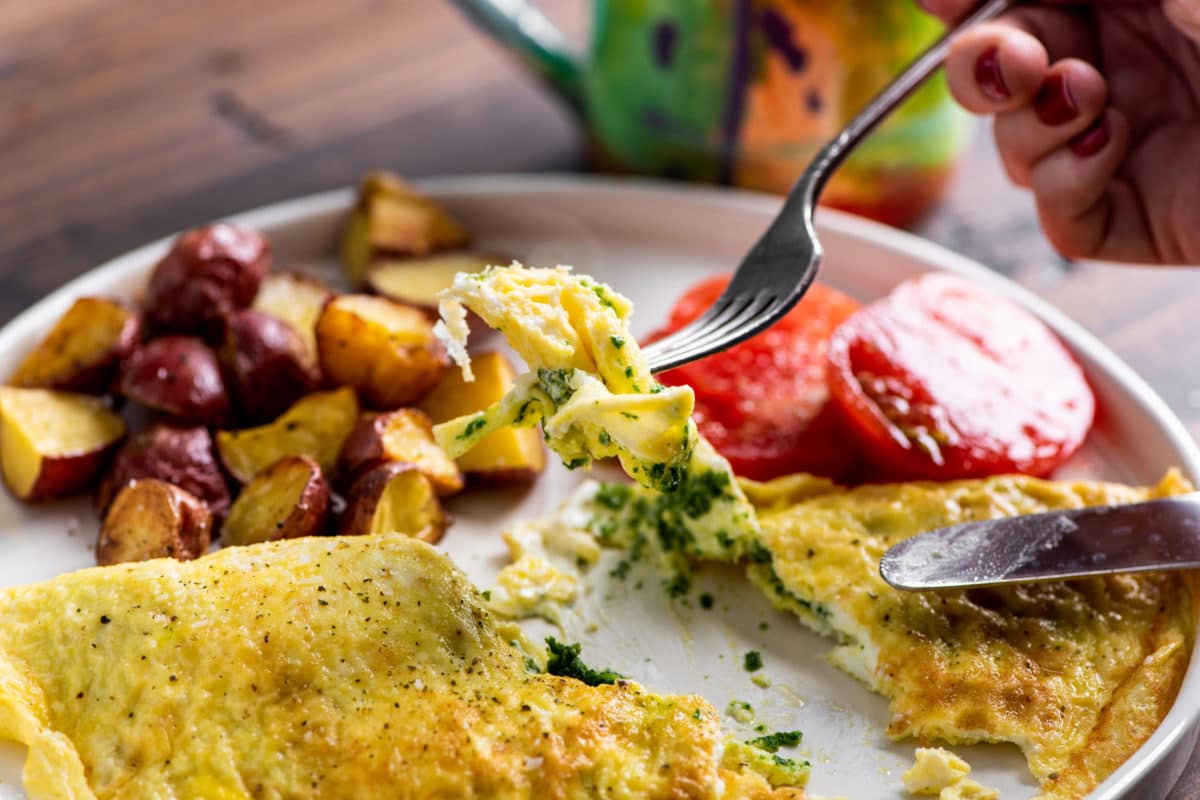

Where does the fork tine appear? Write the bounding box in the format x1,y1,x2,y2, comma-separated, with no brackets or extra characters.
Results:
645,290,779,373
647,296,785,373
643,292,752,361
643,0,1011,376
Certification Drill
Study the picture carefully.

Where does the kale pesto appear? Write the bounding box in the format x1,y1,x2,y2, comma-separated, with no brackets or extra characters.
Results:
457,414,487,440
536,368,576,408
544,637,624,686
747,730,803,752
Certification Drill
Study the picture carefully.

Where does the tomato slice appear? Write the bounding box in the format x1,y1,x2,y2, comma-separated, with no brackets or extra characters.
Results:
826,273,1095,479
654,275,862,481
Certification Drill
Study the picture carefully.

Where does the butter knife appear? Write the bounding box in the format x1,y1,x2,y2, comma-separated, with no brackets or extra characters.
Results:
879,493,1200,591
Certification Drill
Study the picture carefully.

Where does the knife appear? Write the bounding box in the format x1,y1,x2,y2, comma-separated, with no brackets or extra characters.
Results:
879,492,1200,591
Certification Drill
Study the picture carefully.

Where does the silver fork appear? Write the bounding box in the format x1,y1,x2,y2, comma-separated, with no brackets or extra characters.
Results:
644,0,1014,375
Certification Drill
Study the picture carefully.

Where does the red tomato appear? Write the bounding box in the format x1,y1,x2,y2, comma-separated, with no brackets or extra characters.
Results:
827,273,1095,479
654,275,862,481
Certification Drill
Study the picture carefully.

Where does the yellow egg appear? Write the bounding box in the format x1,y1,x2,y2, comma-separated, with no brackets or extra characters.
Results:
0,534,797,799
744,469,1197,799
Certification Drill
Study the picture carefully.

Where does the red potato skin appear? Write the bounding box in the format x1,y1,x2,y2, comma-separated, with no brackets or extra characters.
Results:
144,223,270,338
280,459,332,539
338,409,462,495
96,479,213,565
117,336,230,426
97,425,232,521
222,455,332,544
22,437,125,502
220,309,322,423
337,462,445,543
9,298,142,395
337,413,391,484
82,309,141,394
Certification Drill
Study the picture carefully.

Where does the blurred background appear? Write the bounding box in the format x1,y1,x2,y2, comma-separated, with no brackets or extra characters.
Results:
0,0,1197,440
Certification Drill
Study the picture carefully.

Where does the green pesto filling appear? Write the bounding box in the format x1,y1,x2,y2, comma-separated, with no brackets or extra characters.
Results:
544,637,624,686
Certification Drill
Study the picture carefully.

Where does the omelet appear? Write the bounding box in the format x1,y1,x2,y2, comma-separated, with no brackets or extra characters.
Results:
742,470,1198,800
0,533,804,800
430,261,1196,797
433,263,760,559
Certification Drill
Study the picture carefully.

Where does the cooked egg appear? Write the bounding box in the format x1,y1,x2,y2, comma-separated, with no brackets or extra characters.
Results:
903,748,971,795
435,264,696,489
487,484,602,620
744,469,1196,799
0,534,804,799
433,263,760,558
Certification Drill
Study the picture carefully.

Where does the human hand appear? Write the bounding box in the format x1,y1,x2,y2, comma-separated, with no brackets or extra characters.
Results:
921,0,1200,264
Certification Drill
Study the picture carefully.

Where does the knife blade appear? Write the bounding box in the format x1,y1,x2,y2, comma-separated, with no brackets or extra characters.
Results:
879,492,1200,591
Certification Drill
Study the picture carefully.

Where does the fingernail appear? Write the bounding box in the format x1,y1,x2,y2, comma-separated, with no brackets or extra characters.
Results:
975,47,1010,101
1071,117,1110,157
1034,73,1078,126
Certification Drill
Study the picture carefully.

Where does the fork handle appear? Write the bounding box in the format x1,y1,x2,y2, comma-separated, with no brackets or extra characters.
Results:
771,0,1015,238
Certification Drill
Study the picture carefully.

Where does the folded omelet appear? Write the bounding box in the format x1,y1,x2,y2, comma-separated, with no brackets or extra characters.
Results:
743,470,1198,800
0,534,799,800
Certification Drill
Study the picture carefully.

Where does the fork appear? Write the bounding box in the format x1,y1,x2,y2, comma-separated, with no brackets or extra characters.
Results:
644,0,1014,375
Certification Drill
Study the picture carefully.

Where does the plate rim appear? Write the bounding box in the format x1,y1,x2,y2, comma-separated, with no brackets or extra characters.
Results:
2,173,1197,799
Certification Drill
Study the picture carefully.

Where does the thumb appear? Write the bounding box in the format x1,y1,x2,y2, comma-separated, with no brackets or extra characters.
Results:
1165,0,1200,43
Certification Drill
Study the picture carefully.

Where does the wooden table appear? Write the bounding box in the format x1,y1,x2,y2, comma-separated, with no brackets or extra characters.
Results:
2,1,1199,795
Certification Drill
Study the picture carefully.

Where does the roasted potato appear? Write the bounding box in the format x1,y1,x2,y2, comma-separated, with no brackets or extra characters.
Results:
250,271,333,359
418,351,545,482
0,387,126,502
9,297,141,393
339,409,463,495
144,223,270,337
97,479,212,565
117,336,230,426
315,294,447,409
221,455,330,546
97,424,232,519
219,309,321,423
366,252,504,312
217,386,359,483
340,171,470,287
339,462,446,543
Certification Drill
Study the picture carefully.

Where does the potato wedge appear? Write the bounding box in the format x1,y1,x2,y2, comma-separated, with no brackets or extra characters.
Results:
366,253,505,312
316,294,447,409
418,351,545,482
250,271,333,359
97,425,231,520
117,336,229,426
339,462,446,543
340,171,470,287
217,386,359,483
9,297,141,393
0,387,126,501
220,309,321,423
97,479,212,565
144,223,270,337
339,409,463,495
221,455,330,546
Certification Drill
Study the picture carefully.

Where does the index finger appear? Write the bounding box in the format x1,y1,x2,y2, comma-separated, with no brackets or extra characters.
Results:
920,0,1098,64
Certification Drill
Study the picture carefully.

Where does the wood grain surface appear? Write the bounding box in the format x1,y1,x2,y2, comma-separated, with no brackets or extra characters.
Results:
2,1,1199,797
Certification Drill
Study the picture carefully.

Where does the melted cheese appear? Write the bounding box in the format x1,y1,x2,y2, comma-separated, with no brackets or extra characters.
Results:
745,470,1197,799
0,534,801,799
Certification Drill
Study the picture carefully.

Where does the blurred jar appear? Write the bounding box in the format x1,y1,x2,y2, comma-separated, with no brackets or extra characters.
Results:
453,0,970,228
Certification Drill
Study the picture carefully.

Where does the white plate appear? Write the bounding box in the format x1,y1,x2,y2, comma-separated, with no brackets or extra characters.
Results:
0,176,1197,800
